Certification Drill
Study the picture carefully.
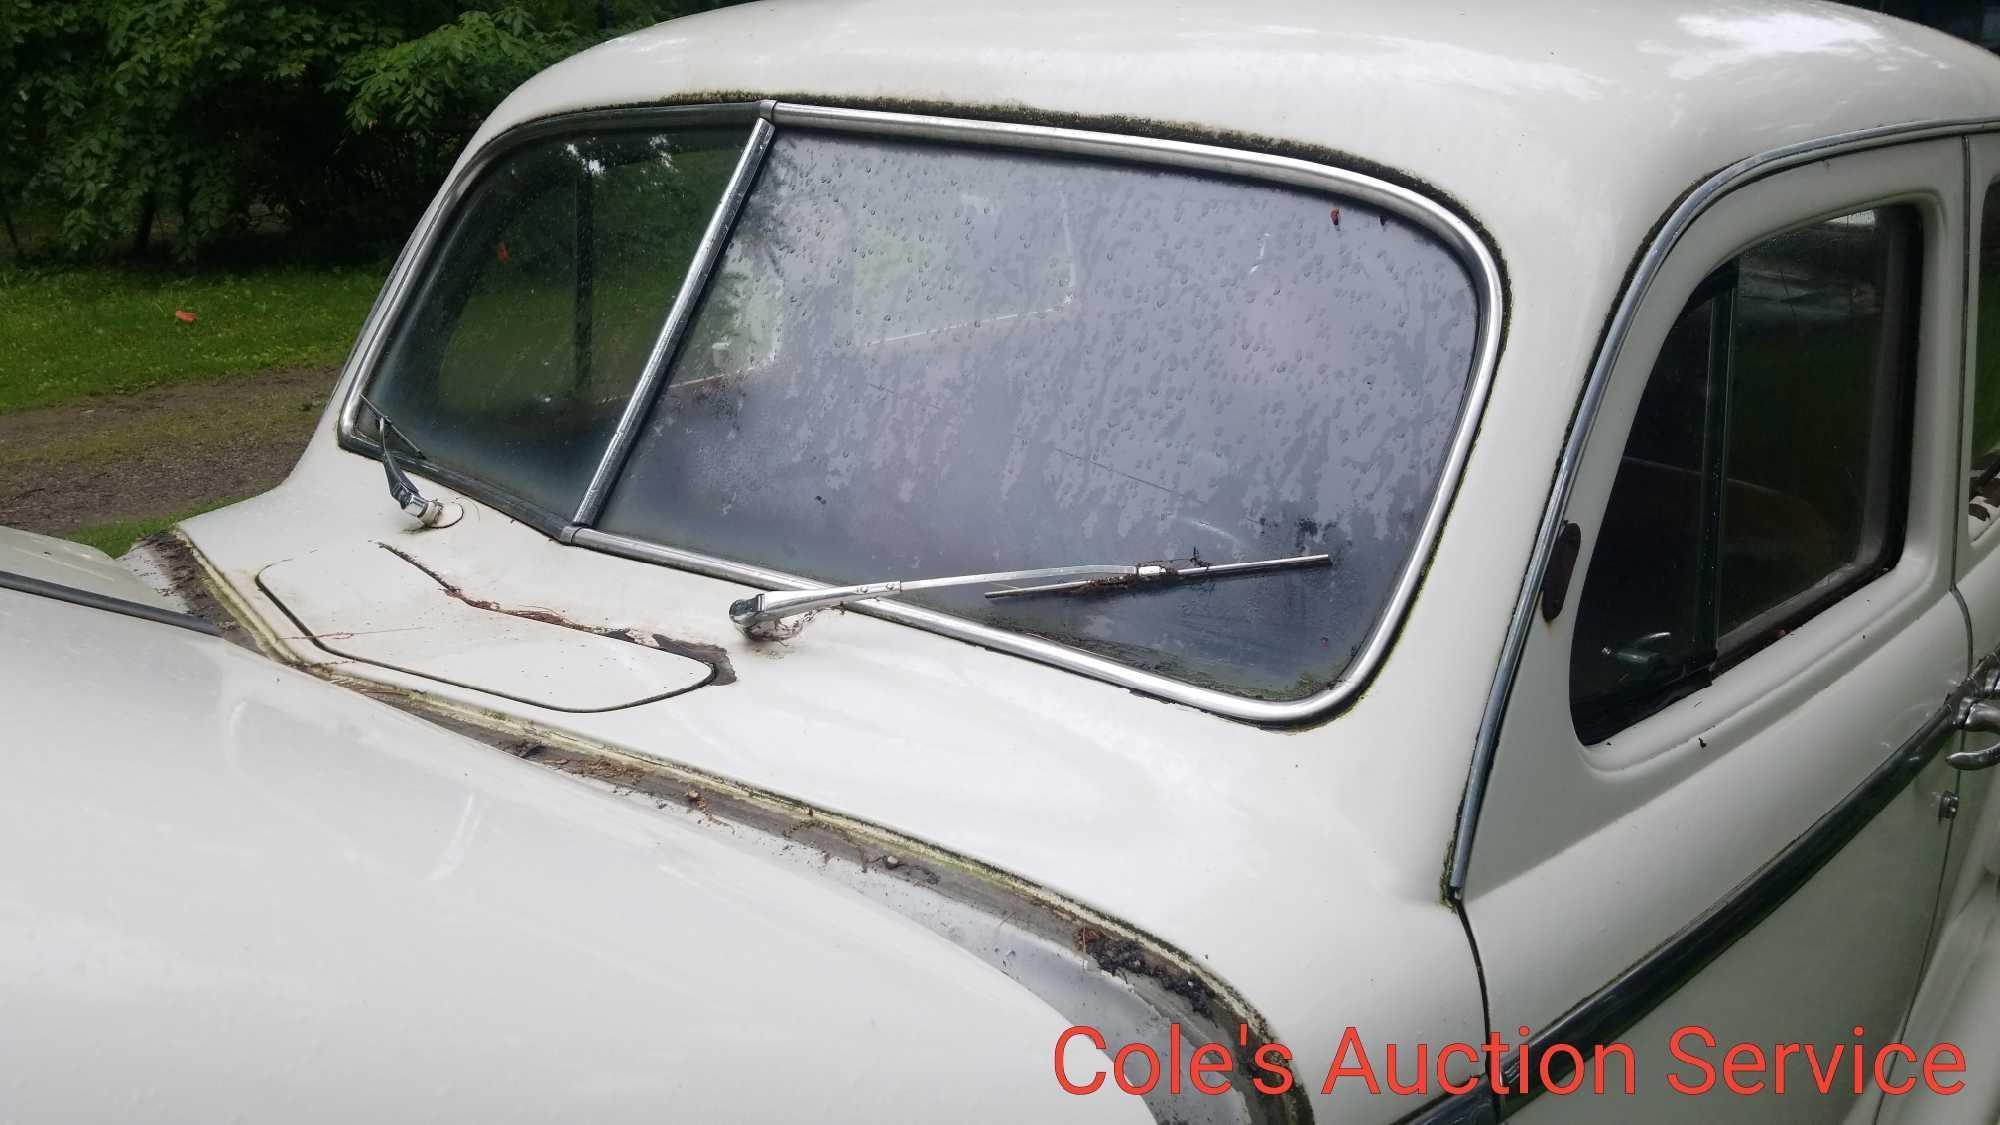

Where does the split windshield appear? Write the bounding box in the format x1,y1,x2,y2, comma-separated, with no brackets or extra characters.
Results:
357,119,1483,700
361,126,747,515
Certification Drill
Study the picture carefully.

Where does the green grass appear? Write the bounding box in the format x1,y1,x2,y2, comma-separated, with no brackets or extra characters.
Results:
0,265,383,414
65,499,241,558
1976,269,2000,458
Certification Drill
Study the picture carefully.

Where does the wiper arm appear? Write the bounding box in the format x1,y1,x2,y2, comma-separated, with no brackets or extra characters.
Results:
728,552,1329,638
359,397,461,529
983,553,1330,598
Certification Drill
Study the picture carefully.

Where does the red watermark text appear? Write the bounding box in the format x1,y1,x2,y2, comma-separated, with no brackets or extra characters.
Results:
1053,1024,1967,1100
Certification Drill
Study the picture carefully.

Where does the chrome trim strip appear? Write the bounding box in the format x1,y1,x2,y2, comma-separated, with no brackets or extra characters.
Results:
1397,1091,1498,1125
577,102,1505,724
1957,136,1976,582
572,114,775,524
333,102,769,511
1447,115,2000,895
368,694,1310,1125
1412,696,1960,1122
1485,700,1959,1117
0,568,221,637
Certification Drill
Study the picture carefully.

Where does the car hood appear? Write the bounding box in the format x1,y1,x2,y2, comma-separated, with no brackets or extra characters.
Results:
0,526,184,607
174,463,1493,1123
0,584,1141,1124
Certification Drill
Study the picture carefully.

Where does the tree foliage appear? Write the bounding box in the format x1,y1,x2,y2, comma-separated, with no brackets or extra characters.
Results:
0,0,736,261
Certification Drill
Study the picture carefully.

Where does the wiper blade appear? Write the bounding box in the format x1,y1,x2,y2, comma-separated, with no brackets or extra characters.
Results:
728,552,1329,638
359,397,461,529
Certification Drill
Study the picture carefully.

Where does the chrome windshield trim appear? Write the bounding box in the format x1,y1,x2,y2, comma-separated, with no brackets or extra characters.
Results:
338,100,1505,726
1446,114,2000,896
0,568,221,637
573,113,775,524
333,101,770,512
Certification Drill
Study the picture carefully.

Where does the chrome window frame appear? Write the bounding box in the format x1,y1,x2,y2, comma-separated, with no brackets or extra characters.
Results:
572,115,775,524
336,100,1506,726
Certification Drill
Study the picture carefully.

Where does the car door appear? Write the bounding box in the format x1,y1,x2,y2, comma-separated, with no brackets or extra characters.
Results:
1881,134,2000,1125
1462,139,1968,1121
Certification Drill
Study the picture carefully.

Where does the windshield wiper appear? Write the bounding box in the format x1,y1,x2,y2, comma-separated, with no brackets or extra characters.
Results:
728,552,1330,638
359,397,461,529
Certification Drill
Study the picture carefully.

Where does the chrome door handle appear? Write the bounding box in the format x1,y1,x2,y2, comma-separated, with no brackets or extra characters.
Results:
1950,699,2000,770
1948,743,2000,770
1977,664,2000,700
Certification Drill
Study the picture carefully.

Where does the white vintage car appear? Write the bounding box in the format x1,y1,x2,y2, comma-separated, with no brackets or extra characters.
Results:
13,1,2000,1122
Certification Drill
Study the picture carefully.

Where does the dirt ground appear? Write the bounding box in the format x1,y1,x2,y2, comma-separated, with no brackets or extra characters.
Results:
0,367,335,536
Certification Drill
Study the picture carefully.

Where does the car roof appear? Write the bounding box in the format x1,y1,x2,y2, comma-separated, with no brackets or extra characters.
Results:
476,0,2000,273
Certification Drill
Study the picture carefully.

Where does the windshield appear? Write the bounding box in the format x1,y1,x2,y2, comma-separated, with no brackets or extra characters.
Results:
594,130,1481,699
361,125,749,515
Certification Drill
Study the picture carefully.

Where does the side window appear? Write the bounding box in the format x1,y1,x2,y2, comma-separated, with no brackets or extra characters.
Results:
1971,182,2000,529
361,126,749,517
1571,206,1920,743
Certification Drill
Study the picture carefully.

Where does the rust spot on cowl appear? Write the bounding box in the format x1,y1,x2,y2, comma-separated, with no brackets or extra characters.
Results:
376,542,735,684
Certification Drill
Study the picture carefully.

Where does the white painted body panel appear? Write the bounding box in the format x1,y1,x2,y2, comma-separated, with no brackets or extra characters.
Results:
155,2,2000,1120
1466,124,1973,1122
261,540,713,710
185,459,1488,1120
1885,129,2000,1125
0,586,1146,1124
0,526,177,608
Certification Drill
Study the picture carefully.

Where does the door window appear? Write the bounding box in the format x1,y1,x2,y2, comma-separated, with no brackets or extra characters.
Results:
1571,206,1921,742
1970,182,2000,529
